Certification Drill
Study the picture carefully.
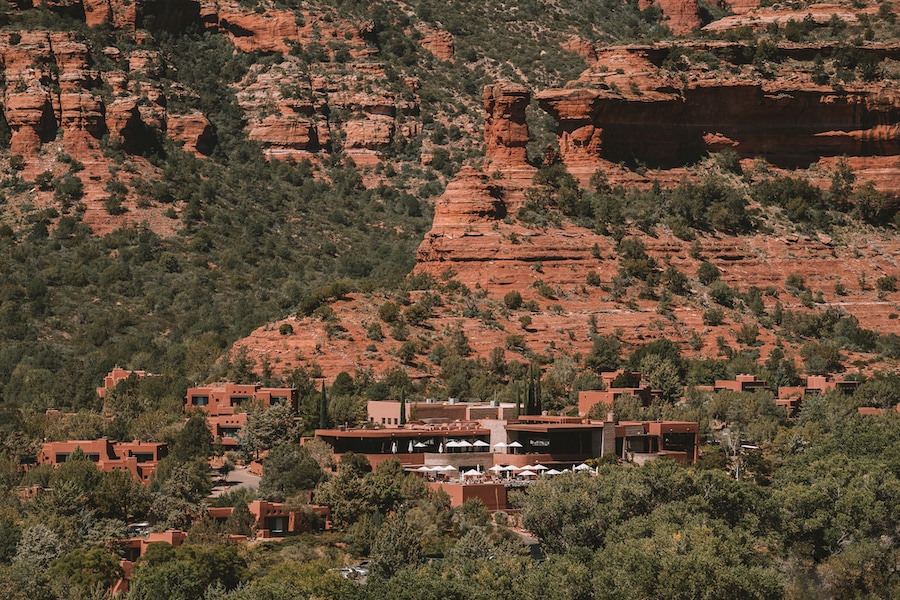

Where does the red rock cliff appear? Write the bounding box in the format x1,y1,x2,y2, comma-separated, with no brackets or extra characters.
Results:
534,43,900,192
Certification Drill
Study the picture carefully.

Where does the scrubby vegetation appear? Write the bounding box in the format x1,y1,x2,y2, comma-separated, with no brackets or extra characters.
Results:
0,0,899,598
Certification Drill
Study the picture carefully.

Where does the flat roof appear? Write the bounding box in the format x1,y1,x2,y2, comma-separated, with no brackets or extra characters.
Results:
316,428,491,439
505,423,605,433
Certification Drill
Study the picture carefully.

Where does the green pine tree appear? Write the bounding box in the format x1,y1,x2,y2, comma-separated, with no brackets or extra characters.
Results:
399,389,407,426
319,380,328,430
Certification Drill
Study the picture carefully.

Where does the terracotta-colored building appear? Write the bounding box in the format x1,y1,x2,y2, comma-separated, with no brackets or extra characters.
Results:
207,500,331,537
577,370,654,416
316,413,699,471
185,383,298,447
428,481,507,511
315,421,494,469
614,420,699,464
186,383,298,415
714,374,770,393
97,366,155,400
37,438,167,483
577,386,654,416
115,530,192,595
367,399,517,427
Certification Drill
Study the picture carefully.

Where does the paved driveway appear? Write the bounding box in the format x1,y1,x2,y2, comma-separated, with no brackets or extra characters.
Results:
210,465,261,497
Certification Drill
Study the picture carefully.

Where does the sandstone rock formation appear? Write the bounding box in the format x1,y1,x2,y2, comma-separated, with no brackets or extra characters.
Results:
639,0,701,35
235,57,421,164
419,29,455,61
167,112,214,156
483,82,530,167
530,42,900,194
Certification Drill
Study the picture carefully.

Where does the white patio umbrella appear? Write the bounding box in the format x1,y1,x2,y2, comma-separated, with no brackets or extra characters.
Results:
445,440,460,449
533,464,548,471
508,441,523,453
544,468,562,475
574,463,591,471
440,465,457,472
493,441,508,449
518,470,536,477
391,441,397,454
415,465,433,472
488,464,504,473
457,440,473,451
438,442,444,453
408,441,414,453
473,440,490,451
502,465,519,471
462,468,481,477
520,464,537,471
414,441,427,449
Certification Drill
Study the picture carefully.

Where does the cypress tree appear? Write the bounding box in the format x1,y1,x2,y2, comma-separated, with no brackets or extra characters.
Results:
515,385,521,418
526,367,535,415
399,389,407,426
319,380,328,429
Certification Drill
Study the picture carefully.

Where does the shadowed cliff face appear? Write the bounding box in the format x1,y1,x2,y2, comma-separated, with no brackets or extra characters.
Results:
537,43,900,170
539,83,900,170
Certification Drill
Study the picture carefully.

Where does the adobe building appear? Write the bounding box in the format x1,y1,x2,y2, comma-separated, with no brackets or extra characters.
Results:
777,376,861,417
614,420,698,464
96,366,156,400
38,439,167,483
577,386,654,416
315,420,494,470
714,374,769,393
428,481,507,511
805,375,861,395
316,413,699,471
207,500,331,537
186,383,298,414
368,398,518,427
185,383,298,448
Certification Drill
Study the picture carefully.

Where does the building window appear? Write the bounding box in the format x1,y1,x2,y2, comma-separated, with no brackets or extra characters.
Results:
381,418,385,424
192,396,209,406
393,418,398,425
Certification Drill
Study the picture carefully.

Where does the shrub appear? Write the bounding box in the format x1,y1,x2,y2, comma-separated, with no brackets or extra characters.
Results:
736,323,760,345
696,261,720,286
104,196,127,215
503,290,523,309
367,322,384,341
785,273,806,292
397,341,418,364
703,308,724,326
34,170,54,191
403,304,430,327
537,284,555,299
505,334,527,351
876,275,897,292
714,149,742,174
586,271,601,286
662,266,689,295
378,301,401,323
278,323,294,335
617,237,657,280
709,281,736,307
